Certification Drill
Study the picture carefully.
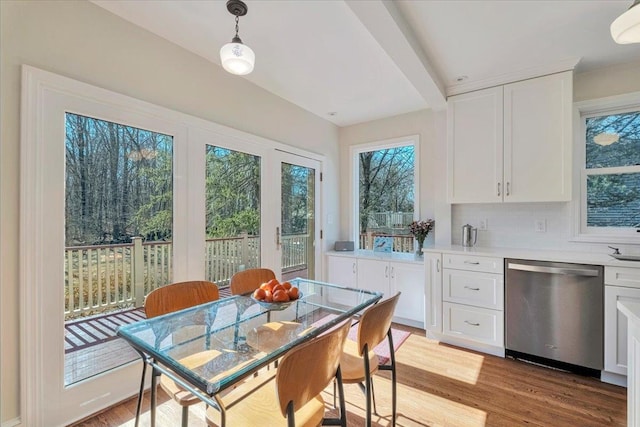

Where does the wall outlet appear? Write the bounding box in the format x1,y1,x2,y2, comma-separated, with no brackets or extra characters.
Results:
534,219,546,233
478,219,488,231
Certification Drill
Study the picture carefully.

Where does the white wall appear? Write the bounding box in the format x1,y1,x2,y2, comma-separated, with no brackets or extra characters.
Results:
451,61,640,253
337,109,450,246
338,61,640,257
0,1,339,422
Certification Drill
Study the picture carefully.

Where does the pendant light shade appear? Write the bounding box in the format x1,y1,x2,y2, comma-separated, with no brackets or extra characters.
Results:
220,37,255,75
611,0,640,44
220,0,255,75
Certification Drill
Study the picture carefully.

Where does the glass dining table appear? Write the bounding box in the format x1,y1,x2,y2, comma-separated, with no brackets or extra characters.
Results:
117,278,383,427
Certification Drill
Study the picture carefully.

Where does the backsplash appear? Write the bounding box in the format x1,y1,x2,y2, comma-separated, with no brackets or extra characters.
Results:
451,202,639,255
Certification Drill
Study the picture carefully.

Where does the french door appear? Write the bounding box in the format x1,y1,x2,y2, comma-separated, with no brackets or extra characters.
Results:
273,151,321,281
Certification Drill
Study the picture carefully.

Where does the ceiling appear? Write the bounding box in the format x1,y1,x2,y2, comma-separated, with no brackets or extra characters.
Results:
92,0,640,127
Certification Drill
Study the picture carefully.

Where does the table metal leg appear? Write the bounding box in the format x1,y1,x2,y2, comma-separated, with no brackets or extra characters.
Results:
134,360,147,427
151,365,159,427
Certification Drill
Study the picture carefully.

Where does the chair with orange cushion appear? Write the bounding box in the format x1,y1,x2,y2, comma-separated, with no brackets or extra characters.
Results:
143,280,220,427
229,267,276,296
205,319,352,427
339,292,401,427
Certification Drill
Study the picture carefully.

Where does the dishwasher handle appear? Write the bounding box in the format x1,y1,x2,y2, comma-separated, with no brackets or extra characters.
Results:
507,262,600,277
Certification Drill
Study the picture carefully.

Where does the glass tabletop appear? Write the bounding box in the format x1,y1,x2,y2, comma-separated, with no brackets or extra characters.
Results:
117,278,382,396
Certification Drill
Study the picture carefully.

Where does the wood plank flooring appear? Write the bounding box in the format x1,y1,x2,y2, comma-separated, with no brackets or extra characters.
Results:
71,325,626,427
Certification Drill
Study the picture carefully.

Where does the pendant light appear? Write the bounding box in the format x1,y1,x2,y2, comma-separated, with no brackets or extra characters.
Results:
611,0,640,44
220,0,255,75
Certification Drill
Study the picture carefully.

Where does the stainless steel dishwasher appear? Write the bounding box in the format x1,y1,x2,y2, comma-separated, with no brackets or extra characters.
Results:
505,259,604,375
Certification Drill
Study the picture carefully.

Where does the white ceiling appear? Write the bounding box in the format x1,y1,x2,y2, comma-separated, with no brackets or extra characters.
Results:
92,0,640,127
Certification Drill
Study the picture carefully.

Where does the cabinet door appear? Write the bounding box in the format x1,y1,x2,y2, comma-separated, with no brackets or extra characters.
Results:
390,261,424,325
357,258,389,297
425,253,442,333
326,255,358,306
447,86,503,203
503,71,572,202
605,285,640,375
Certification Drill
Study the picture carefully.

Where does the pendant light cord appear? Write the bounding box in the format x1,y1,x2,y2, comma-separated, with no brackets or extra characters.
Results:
235,15,240,39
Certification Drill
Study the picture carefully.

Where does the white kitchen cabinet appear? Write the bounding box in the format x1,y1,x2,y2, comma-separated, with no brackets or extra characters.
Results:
604,266,640,377
357,258,425,326
447,71,572,203
425,253,442,333
326,254,358,306
447,86,503,203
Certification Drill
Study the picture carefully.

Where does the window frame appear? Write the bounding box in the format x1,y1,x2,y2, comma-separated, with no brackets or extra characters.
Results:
573,91,640,244
349,135,420,251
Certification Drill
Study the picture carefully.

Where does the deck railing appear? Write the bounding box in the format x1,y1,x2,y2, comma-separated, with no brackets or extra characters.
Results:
359,232,415,253
64,233,309,319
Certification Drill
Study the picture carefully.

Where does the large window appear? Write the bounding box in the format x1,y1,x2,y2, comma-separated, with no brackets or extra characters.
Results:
352,137,418,252
578,95,640,241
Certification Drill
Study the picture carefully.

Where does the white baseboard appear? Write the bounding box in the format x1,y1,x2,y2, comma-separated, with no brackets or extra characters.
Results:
425,330,505,357
601,371,627,387
1,417,21,427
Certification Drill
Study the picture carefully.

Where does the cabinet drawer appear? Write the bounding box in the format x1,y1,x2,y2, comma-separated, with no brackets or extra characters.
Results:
443,302,504,347
443,269,504,310
443,254,503,274
605,267,640,289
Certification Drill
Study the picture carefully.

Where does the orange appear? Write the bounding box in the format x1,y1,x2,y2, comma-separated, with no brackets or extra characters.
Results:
282,281,292,290
253,288,266,301
267,278,280,288
287,287,299,300
273,290,290,302
264,290,273,302
259,282,273,292
272,284,285,294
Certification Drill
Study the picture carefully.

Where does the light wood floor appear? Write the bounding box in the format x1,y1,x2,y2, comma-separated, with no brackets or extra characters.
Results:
72,325,626,427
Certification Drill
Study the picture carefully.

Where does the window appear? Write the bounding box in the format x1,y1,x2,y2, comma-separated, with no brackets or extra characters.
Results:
352,137,419,252
577,94,640,242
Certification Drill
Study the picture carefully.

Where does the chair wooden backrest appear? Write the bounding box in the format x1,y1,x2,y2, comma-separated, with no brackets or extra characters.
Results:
229,268,276,296
144,280,220,318
275,319,351,418
356,293,401,356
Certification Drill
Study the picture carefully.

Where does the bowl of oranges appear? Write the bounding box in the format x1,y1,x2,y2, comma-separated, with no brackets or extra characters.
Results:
251,278,301,310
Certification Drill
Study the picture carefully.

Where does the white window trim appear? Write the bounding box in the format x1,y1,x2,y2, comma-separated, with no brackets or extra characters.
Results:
349,135,420,249
571,91,640,244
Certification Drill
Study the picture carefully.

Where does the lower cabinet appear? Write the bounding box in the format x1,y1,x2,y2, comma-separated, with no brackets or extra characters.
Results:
425,250,505,355
326,253,424,327
604,266,640,378
326,254,358,306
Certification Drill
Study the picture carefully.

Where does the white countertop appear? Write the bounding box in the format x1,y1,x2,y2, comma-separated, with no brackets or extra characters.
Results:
326,250,423,263
421,244,640,268
326,245,640,268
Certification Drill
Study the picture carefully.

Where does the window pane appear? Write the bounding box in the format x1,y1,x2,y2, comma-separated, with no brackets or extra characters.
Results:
586,111,640,169
64,113,173,385
205,146,261,286
586,173,640,227
358,146,415,252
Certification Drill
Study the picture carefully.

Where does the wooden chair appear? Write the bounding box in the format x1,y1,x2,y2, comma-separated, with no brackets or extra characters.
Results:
205,319,352,427
339,293,401,427
143,280,220,427
229,268,276,295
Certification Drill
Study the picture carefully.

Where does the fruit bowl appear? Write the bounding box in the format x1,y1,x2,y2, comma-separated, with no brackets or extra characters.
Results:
251,292,303,311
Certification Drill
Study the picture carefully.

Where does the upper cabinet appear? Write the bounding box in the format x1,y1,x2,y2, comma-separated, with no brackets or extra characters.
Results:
447,71,573,204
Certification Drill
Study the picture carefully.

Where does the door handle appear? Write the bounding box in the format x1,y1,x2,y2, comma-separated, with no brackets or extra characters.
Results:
464,320,480,326
276,226,281,248
463,261,480,265
464,286,480,291
385,266,389,278
506,182,510,196
352,262,356,274
390,266,395,278
507,263,600,277
497,182,501,196
436,259,440,272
